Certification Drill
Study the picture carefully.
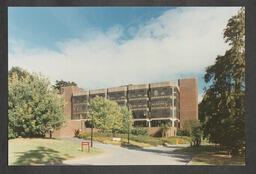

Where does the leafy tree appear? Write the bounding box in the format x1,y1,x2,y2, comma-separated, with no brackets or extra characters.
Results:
120,106,133,134
53,80,77,93
160,122,171,138
200,8,245,155
8,66,30,79
184,119,202,147
87,96,133,134
8,69,65,139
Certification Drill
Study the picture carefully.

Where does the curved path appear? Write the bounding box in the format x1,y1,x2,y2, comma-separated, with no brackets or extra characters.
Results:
60,137,193,165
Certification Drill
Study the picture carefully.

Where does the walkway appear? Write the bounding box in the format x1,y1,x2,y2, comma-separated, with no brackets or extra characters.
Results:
60,137,193,165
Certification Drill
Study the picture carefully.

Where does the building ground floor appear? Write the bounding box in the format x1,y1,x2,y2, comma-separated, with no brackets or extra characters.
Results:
50,118,178,138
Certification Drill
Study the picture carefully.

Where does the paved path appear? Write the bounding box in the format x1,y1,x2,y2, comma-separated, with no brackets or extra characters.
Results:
59,137,193,165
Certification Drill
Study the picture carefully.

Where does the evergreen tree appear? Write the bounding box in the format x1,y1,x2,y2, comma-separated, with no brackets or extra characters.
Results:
200,8,245,155
53,80,77,93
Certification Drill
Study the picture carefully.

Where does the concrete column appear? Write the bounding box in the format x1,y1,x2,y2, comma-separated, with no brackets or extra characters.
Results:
148,119,151,128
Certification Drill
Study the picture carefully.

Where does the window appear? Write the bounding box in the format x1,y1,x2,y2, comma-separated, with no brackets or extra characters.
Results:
173,110,177,118
154,90,158,96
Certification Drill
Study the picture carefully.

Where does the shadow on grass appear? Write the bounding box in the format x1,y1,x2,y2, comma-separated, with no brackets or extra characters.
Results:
175,145,246,165
13,146,73,166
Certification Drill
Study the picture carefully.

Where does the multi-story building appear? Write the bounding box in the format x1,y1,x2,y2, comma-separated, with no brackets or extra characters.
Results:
51,78,198,138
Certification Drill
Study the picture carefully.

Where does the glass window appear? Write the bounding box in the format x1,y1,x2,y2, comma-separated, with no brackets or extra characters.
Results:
173,110,176,118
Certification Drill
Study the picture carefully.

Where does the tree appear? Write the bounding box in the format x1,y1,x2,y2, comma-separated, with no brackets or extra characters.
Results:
184,119,202,146
120,106,133,134
53,80,77,93
160,122,171,138
200,8,245,155
9,66,30,80
87,96,133,134
8,69,65,139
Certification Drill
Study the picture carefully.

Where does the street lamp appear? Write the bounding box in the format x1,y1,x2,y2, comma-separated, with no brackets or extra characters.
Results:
128,121,130,144
91,111,94,147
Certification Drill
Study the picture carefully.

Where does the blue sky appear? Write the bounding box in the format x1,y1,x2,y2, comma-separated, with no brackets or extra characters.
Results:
8,7,241,102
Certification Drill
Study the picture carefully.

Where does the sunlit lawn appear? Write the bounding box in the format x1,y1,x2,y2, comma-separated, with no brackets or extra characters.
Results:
9,138,106,165
79,131,191,148
175,145,245,165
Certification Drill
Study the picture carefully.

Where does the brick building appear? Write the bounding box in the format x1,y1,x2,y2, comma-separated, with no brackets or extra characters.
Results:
51,78,198,138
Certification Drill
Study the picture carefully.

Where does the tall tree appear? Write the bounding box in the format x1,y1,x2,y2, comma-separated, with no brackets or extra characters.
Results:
87,96,133,134
8,66,30,79
200,8,245,155
8,70,65,139
53,80,77,93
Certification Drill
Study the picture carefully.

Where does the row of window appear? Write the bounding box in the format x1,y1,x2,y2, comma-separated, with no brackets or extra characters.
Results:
72,87,179,103
73,99,178,114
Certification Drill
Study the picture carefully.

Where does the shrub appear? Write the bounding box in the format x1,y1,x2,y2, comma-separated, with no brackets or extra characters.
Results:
131,127,148,136
177,129,190,136
160,122,171,137
184,119,203,147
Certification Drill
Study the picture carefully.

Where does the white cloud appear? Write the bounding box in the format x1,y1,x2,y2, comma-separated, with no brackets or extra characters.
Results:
198,93,204,103
9,7,240,90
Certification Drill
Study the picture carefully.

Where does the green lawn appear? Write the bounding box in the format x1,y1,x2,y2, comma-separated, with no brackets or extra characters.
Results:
175,145,245,165
8,138,106,165
78,131,191,148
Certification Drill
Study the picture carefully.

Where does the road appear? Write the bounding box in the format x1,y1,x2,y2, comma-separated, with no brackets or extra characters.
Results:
60,137,193,165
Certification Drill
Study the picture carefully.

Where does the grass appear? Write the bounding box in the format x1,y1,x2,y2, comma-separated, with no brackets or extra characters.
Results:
8,138,106,165
78,131,191,148
175,145,245,165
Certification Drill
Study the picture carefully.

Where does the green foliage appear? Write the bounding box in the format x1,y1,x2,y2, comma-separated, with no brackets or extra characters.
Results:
184,119,203,147
131,127,149,136
78,131,191,146
120,106,133,134
200,8,245,155
53,79,77,93
177,129,190,136
160,122,171,137
8,67,65,139
8,66,30,80
87,96,133,134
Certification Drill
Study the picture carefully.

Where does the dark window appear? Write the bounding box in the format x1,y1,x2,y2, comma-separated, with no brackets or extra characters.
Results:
71,114,80,120
72,95,88,103
151,109,172,118
151,120,171,127
81,114,86,119
128,99,148,108
150,98,171,107
174,99,176,107
133,121,148,127
150,87,172,97
128,89,148,98
132,110,148,119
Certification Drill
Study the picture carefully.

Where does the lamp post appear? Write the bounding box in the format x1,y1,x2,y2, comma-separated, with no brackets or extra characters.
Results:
128,121,130,144
91,111,94,147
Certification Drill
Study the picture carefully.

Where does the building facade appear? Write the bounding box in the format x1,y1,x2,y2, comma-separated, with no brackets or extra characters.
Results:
51,78,198,137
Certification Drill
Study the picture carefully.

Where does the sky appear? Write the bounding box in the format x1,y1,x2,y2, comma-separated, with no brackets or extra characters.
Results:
8,7,241,103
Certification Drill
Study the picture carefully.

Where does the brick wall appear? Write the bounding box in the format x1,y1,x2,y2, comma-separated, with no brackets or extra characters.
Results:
51,120,85,138
178,78,198,129
49,86,87,138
